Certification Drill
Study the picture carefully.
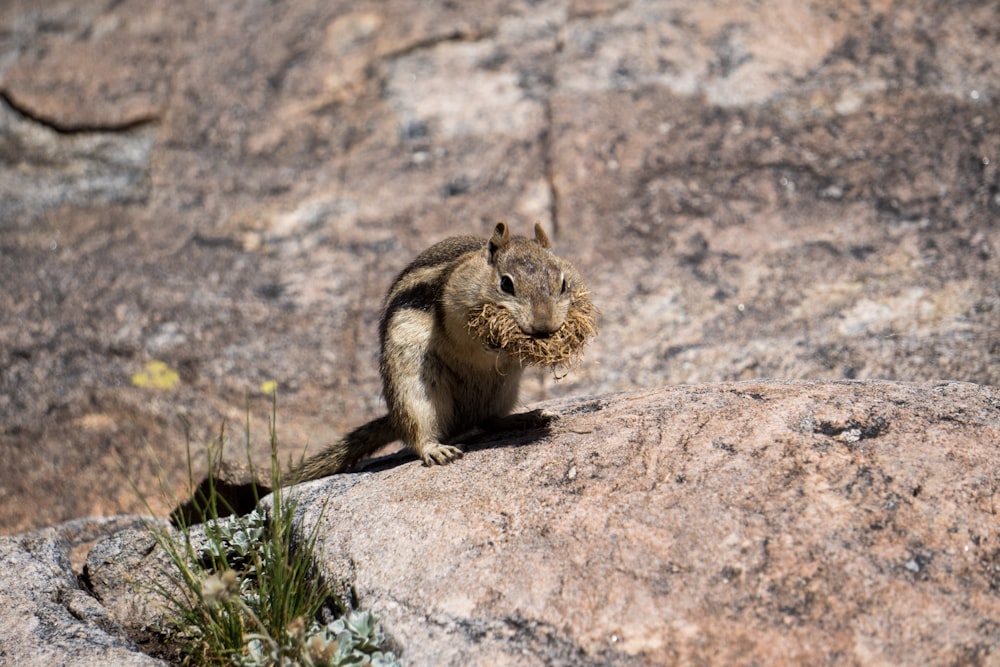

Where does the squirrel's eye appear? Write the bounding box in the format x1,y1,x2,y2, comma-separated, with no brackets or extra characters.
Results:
500,275,515,295
560,275,568,294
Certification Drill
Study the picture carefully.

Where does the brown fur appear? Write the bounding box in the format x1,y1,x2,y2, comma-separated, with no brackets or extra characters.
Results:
292,222,596,483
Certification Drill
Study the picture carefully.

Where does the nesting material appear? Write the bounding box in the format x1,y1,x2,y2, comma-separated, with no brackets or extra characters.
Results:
466,290,598,368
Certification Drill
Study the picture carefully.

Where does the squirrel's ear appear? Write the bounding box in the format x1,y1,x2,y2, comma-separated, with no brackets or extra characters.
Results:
489,222,509,261
533,222,551,249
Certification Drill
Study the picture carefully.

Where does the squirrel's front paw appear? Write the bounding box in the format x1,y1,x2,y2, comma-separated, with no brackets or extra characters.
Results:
419,443,464,466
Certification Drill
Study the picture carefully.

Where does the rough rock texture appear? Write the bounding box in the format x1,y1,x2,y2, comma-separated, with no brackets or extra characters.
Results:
0,515,168,666
16,382,998,666
1,0,998,544
292,382,1000,666
4,1,998,663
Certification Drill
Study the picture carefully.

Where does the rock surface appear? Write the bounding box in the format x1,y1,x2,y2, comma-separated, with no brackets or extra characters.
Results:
288,381,1000,666
1,0,997,535
12,382,999,666
0,515,168,666
1,2,999,661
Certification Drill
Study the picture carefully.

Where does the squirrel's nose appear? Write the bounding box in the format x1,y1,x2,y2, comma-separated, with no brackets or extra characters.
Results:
528,301,563,335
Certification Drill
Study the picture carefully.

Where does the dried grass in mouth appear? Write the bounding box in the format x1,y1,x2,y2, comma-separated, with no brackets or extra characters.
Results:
466,290,598,368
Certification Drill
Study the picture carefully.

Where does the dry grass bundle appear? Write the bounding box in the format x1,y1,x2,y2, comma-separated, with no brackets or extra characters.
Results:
466,290,598,368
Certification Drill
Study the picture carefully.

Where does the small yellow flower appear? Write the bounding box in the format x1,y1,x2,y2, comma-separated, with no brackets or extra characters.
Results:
131,360,180,390
260,379,278,395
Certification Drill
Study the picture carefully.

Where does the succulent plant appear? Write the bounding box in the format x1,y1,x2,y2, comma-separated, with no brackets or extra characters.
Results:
146,403,399,666
192,511,399,666
237,611,400,667
200,509,269,575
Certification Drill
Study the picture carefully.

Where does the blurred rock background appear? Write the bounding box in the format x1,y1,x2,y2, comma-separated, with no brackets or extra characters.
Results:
1,0,997,533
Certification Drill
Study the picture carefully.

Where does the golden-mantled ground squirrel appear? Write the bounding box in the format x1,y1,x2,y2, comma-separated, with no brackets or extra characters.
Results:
293,222,596,481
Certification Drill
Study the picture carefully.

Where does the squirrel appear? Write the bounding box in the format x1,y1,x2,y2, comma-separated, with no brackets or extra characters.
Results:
292,221,596,482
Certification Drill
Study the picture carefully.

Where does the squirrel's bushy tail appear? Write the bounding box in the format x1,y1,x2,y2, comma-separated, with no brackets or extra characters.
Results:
291,415,397,483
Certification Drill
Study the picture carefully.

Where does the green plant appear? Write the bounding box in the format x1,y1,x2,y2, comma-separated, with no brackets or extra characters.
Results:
239,610,401,667
140,395,400,666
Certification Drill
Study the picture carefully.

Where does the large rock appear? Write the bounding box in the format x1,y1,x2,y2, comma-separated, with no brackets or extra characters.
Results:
0,516,168,666
6,382,998,665
289,381,1000,666
0,0,997,550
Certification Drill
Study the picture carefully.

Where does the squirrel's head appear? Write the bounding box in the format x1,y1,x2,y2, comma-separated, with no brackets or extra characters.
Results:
468,221,597,368
486,221,574,335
